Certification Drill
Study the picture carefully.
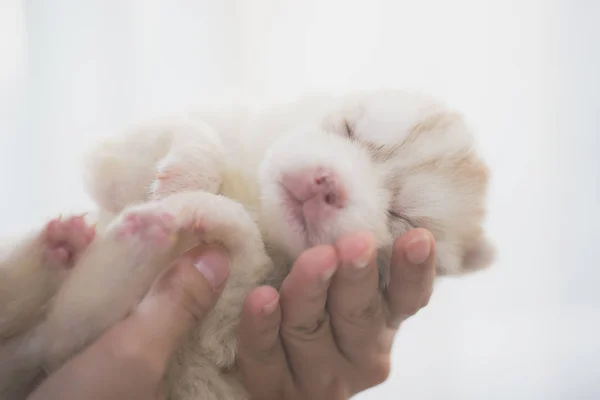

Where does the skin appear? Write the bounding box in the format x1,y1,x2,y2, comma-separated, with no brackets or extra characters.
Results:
237,228,435,399
27,228,435,400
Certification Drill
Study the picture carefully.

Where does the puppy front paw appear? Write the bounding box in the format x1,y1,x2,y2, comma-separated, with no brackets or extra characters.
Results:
149,155,222,201
156,191,264,255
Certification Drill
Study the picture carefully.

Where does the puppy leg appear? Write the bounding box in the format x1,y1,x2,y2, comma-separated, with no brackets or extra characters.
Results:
0,215,95,400
0,215,95,342
83,117,226,213
149,120,225,200
41,204,181,370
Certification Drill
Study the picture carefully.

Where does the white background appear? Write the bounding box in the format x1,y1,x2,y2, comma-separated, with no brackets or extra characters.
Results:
1,1,598,399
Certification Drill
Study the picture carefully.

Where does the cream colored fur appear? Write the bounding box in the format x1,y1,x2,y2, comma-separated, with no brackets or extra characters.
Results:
0,89,494,399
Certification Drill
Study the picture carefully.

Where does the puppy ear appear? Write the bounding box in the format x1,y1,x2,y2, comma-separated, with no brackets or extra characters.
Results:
461,235,496,273
435,235,495,276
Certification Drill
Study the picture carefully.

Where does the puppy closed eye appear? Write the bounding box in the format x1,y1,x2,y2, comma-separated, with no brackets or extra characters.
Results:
387,209,417,229
343,120,355,140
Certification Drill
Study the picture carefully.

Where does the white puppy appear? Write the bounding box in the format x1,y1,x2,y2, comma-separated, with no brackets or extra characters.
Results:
0,89,494,400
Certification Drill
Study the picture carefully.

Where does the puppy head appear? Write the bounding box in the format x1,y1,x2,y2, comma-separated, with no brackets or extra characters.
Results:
258,90,494,279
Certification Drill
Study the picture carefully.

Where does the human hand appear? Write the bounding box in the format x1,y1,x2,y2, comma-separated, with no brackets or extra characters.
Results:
236,228,436,399
26,245,230,400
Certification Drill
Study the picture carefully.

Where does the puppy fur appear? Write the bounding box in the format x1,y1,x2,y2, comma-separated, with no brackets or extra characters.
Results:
0,89,494,399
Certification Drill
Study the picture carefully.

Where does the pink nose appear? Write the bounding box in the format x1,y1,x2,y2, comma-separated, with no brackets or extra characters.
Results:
280,167,346,226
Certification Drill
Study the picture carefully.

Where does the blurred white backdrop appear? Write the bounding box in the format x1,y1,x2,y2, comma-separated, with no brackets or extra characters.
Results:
1,0,598,399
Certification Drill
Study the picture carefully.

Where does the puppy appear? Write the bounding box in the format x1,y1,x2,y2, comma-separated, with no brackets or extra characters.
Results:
0,89,494,400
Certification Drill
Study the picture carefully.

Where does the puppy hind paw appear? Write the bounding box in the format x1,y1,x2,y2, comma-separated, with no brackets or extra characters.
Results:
43,215,96,269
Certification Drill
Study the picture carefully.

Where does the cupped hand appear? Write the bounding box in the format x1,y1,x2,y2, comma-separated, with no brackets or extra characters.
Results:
236,228,436,400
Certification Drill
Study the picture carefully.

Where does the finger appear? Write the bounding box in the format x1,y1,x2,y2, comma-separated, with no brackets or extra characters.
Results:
279,245,340,389
384,229,436,328
237,286,282,363
27,246,230,400
121,245,230,372
280,245,337,339
329,232,385,362
236,286,289,399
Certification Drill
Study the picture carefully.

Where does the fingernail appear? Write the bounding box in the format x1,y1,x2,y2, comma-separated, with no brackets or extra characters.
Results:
406,233,431,265
353,247,374,269
322,267,336,282
262,296,279,315
194,248,230,289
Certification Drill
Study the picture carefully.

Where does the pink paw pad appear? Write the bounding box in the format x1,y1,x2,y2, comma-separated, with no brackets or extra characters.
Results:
43,215,96,268
116,210,176,244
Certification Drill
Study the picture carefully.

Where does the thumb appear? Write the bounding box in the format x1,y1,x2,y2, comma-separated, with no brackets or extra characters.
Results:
24,246,230,400
129,245,230,367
